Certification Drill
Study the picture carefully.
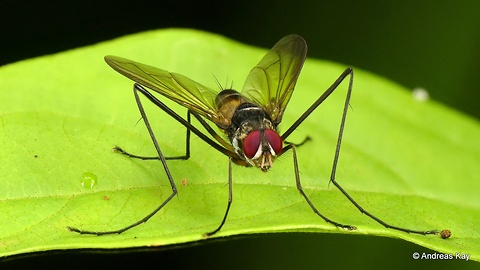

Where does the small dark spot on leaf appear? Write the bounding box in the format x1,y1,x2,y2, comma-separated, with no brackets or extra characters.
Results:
440,229,451,239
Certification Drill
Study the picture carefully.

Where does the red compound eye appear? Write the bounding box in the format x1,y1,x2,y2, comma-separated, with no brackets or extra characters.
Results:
265,129,282,155
243,130,261,159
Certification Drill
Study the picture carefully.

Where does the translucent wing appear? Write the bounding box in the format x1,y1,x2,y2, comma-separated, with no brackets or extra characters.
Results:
105,55,222,124
241,35,307,124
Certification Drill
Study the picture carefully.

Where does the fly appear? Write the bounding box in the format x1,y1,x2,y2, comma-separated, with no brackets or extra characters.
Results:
68,35,446,238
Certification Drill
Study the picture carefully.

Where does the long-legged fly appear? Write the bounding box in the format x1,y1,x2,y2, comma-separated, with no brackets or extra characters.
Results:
68,35,445,238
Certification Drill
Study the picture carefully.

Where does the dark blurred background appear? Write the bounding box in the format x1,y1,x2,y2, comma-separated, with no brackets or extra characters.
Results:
2,0,479,268
3,0,480,119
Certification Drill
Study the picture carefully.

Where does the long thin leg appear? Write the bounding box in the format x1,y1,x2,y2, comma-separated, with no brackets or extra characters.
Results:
190,112,234,152
290,144,356,230
283,136,311,152
67,84,179,235
113,110,192,161
281,68,354,141
285,67,439,235
327,70,438,235
115,104,236,160
131,84,237,159
204,157,233,236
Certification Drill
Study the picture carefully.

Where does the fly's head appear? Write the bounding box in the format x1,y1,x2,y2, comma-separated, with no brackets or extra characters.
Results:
231,119,282,172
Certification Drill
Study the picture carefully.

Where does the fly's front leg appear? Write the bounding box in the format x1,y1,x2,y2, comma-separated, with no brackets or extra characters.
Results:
284,136,311,149
288,144,356,230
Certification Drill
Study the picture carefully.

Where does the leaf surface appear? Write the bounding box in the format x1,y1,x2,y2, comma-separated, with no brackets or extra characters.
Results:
0,29,478,260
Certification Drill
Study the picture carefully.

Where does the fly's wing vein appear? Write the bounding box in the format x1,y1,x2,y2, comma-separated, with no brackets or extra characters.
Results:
105,55,219,123
241,35,307,124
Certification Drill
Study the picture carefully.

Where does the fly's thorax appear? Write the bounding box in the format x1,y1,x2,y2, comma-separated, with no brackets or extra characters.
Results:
215,89,247,129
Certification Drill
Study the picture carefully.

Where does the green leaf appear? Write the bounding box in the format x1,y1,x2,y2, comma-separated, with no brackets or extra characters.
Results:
1,29,479,260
